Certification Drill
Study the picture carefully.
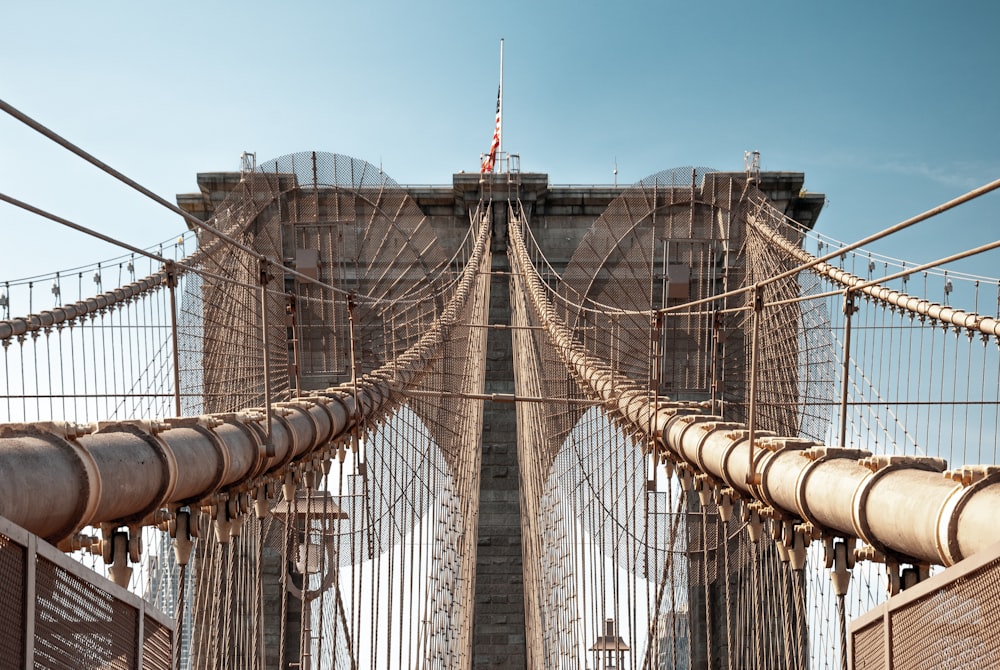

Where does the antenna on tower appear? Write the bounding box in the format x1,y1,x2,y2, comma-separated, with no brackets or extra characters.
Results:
240,151,256,180
744,150,760,182
613,157,618,188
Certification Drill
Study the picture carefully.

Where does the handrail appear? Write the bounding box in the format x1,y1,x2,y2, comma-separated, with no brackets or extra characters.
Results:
750,213,1000,339
0,270,168,341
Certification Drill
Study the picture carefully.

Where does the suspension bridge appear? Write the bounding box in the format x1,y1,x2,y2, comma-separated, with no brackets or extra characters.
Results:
1,132,999,669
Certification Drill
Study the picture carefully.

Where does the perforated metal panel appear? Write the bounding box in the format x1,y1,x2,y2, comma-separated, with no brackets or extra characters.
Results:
143,615,174,669
0,533,26,664
0,516,174,669
890,556,1000,669
851,620,884,670
850,541,1000,670
34,556,138,669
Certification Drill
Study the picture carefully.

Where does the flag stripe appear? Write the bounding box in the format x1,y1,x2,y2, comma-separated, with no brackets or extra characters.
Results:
481,85,501,173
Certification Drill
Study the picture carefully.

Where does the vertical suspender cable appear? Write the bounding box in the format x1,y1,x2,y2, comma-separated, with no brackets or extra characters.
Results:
259,259,274,445
839,291,856,446
166,261,182,417
746,286,763,484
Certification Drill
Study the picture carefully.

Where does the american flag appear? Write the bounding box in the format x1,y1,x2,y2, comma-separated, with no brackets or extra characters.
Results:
481,85,501,173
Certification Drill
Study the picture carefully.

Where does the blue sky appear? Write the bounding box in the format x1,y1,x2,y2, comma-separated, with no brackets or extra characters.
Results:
2,0,998,289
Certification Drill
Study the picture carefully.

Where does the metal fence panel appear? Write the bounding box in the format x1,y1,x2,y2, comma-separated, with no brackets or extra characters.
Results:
850,541,1000,670
0,516,174,669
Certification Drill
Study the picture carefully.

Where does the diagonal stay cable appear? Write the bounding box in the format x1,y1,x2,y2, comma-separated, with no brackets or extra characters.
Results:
0,194,290,340
0,100,261,258
749,176,1000,289
654,177,1000,316
1,98,359,297
752,214,1000,338
0,192,171,265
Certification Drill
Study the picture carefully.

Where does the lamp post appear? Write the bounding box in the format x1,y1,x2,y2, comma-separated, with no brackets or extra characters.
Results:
590,617,630,669
271,489,348,599
272,489,349,670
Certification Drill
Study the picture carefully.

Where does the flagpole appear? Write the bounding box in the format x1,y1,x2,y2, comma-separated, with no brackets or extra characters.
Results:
498,38,504,159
